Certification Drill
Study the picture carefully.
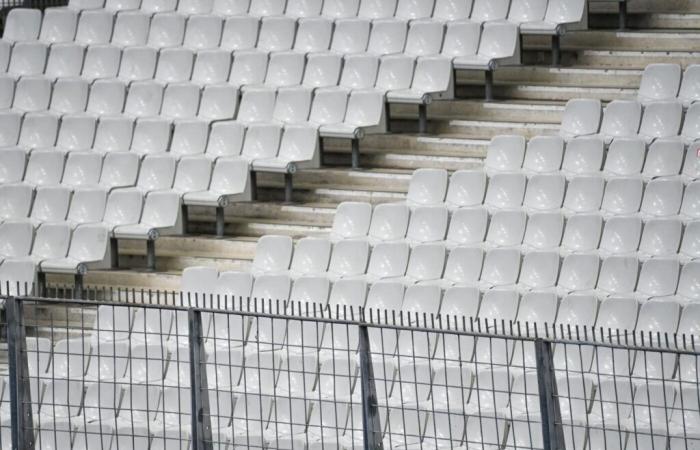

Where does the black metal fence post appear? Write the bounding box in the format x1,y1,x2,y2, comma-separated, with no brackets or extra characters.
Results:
358,324,383,450
6,297,34,450
188,308,212,450
535,338,565,450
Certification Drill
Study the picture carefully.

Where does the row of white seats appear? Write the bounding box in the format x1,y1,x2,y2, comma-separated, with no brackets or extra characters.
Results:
638,63,700,107
397,167,700,218
560,97,700,144
179,266,700,374
329,201,700,262
481,135,700,183
4,0,585,34
242,234,700,302
0,8,514,59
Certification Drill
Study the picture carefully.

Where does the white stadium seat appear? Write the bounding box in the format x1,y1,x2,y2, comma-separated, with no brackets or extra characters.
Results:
2,9,42,43
562,175,605,214
111,12,151,47
679,64,700,107
598,100,642,143
470,0,509,22
147,13,186,48
327,239,370,280
508,0,548,24
445,207,488,248
484,135,527,175
642,138,685,179
559,98,602,139
368,202,410,244
638,63,682,104
599,215,642,257
75,10,113,45
638,100,683,143
330,202,372,242
485,209,526,248
445,170,487,209
45,45,85,79
603,137,646,177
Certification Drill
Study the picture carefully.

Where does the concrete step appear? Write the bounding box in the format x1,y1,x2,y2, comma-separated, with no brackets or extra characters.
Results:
431,120,560,140
458,83,635,102
256,168,412,194
47,270,182,291
458,66,642,89
589,1,700,14
590,12,700,29
574,50,700,69
389,100,564,124
524,30,700,52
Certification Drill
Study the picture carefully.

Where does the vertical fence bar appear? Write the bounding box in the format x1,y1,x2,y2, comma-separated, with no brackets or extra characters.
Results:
188,309,212,450
358,324,383,450
535,338,564,450
6,297,34,450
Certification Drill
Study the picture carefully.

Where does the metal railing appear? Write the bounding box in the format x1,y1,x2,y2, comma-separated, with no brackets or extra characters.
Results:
0,285,697,450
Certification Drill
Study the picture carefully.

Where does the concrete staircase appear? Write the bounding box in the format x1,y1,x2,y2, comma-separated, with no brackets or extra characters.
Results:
47,3,700,292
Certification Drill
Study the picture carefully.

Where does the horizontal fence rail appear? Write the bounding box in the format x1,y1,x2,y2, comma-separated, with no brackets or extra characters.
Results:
0,285,697,450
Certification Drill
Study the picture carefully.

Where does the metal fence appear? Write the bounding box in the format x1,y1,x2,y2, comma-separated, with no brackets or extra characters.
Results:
0,285,698,450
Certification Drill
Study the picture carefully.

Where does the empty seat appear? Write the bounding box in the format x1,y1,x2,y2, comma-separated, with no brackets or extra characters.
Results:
327,239,370,280
603,137,646,177
183,157,251,213
255,16,296,53
679,64,700,107
118,46,157,82
0,184,33,221
562,175,605,214
681,181,700,221
522,211,564,250
638,100,683,143
0,75,12,109
680,221,700,262
147,12,185,48
302,53,342,89
405,169,448,208
479,248,521,289
0,148,27,184
330,18,370,54
561,136,605,177
557,253,600,295
12,76,52,112
29,186,72,223
559,98,602,139
682,141,700,183
190,50,229,85
111,11,151,47
445,170,487,209
130,119,171,156
638,218,682,259
0,221,33,262
92,117,134,154
437,246,483,287
330,202,372,242
81,45,121,80
601,176,644,217
598,100,642,143
485,209,527,248
366,19,407,56
518,251,560,291
75,10,114,45
65,188,108,226
23,150,65,187
635,257,680,300
405,206,448,245
113,191,182,240
508,0,548,24
682,102,700,144
183,15,222,51
484,135,527,175
596,255,639,297
631,301,680,380
41,224,111,275
62,151,103,187
49,78,90,115
17,113,59,150
220,16,259,51
363,241,410,283
250,235,293,277
523,136,565,174
445,206,488,248
643,138,685,179
640,177,684,218
40,9,78,44
368,203,410,244
102,189,143,231
453,21,520,82
484,172,527,210
519,0,588,36
599,216,642,257
248,0,286,16
433,0,472,21
470,0,509,21
286,0,322,17
523,173,566,212
2,9,42,42
0,111,22,147
321,0,359,18
54,115,96,152
358,0,397,18
638,63,682,104
293,17,332,52
561,214,603,253
239,123,281,162
676,261,700,302
205,121,245,159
